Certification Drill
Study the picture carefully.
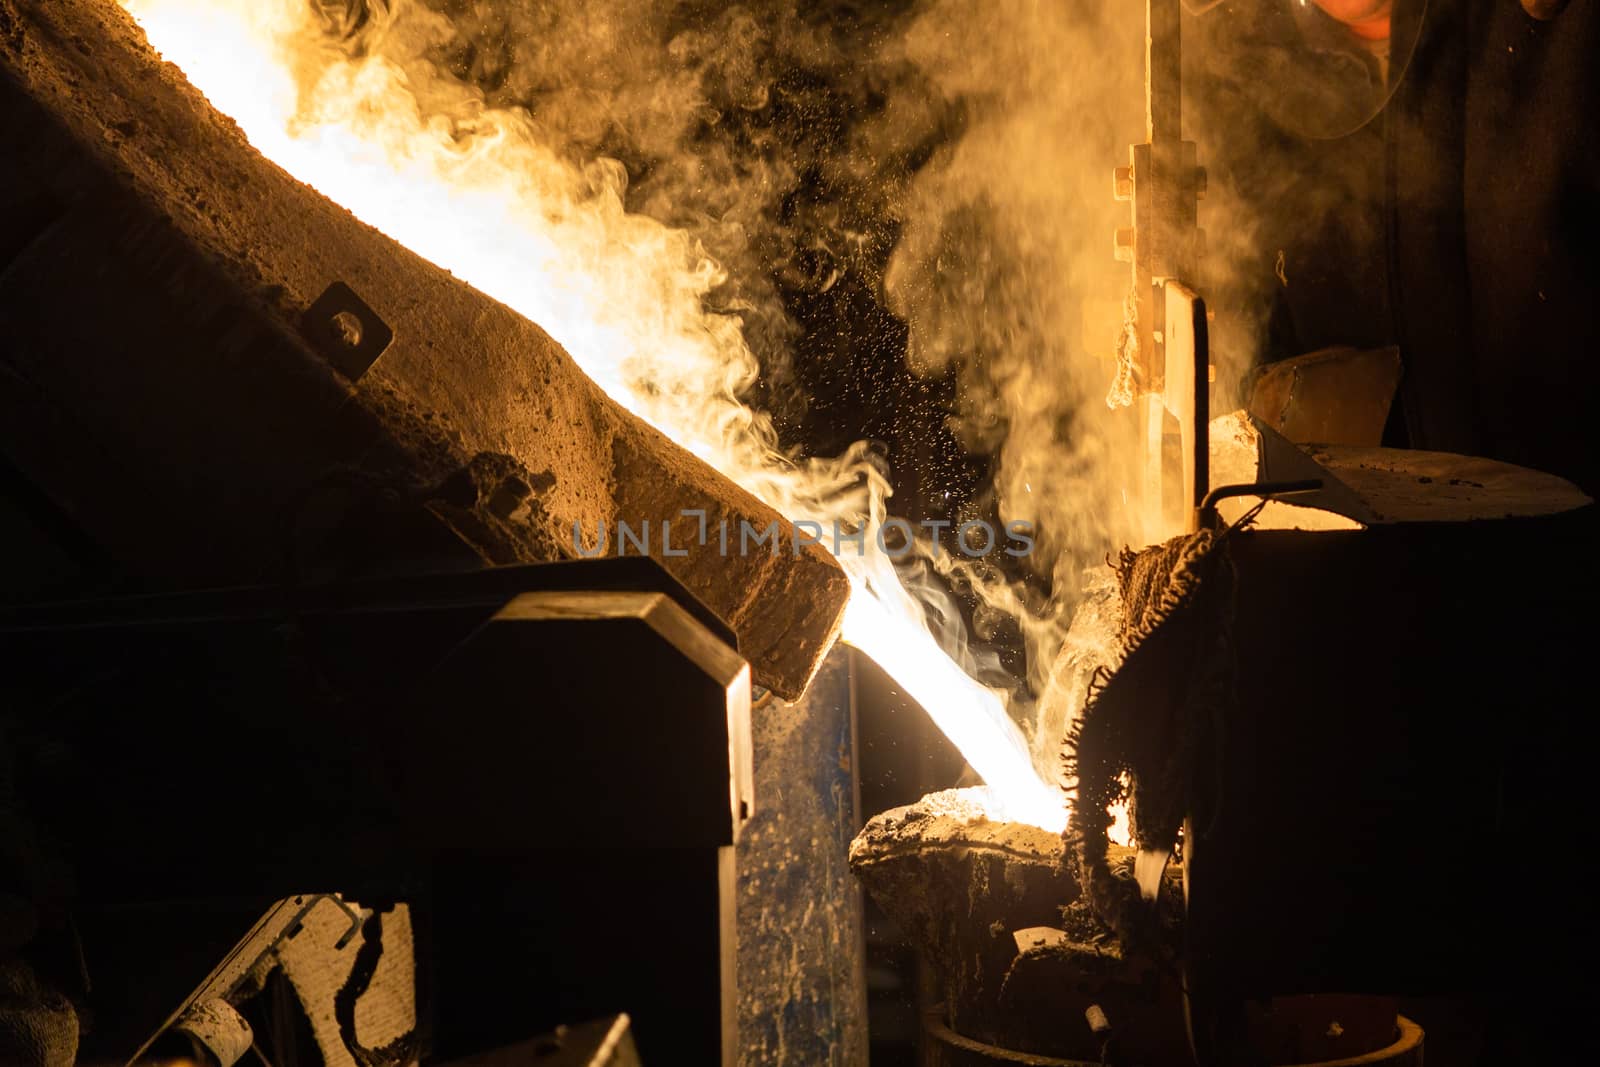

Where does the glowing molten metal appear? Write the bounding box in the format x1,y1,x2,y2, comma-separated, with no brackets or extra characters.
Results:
121,0,1067,832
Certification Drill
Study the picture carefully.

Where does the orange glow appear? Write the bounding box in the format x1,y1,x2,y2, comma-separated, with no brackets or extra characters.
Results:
121,0,1068,832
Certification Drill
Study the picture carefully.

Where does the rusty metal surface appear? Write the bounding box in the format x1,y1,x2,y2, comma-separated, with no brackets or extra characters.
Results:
1206,410,1592,529
850,789,1188,1063
735,648,866,1066
0,0,847,698
851,789,1426,1065
1246,345,1402,447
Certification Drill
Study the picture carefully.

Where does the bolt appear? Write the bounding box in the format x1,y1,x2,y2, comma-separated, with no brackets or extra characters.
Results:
330,310,363,348
1112,166,1133,201
1113,227,1135,263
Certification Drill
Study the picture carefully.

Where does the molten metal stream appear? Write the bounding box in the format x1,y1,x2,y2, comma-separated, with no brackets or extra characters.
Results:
121,0,1068,832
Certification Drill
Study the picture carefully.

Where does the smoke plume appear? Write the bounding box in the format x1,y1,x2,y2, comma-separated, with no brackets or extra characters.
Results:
329,0,1165,716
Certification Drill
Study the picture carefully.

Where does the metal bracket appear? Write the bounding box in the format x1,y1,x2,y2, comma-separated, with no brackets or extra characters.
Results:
126,894,371,1065
1117,0,1209,543
301,281,393,381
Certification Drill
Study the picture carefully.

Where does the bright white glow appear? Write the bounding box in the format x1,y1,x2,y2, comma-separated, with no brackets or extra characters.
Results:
843,594,1066,831
122,0,1069,831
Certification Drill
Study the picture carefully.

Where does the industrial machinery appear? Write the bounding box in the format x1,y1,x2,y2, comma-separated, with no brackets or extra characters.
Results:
2,561,752,1062
5,0,1597,1064
853,2,1600,1065
1111,0,1209,542
0,1,865,1063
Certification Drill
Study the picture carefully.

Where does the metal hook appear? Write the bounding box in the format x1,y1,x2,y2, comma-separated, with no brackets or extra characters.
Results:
1197,478,1324,529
